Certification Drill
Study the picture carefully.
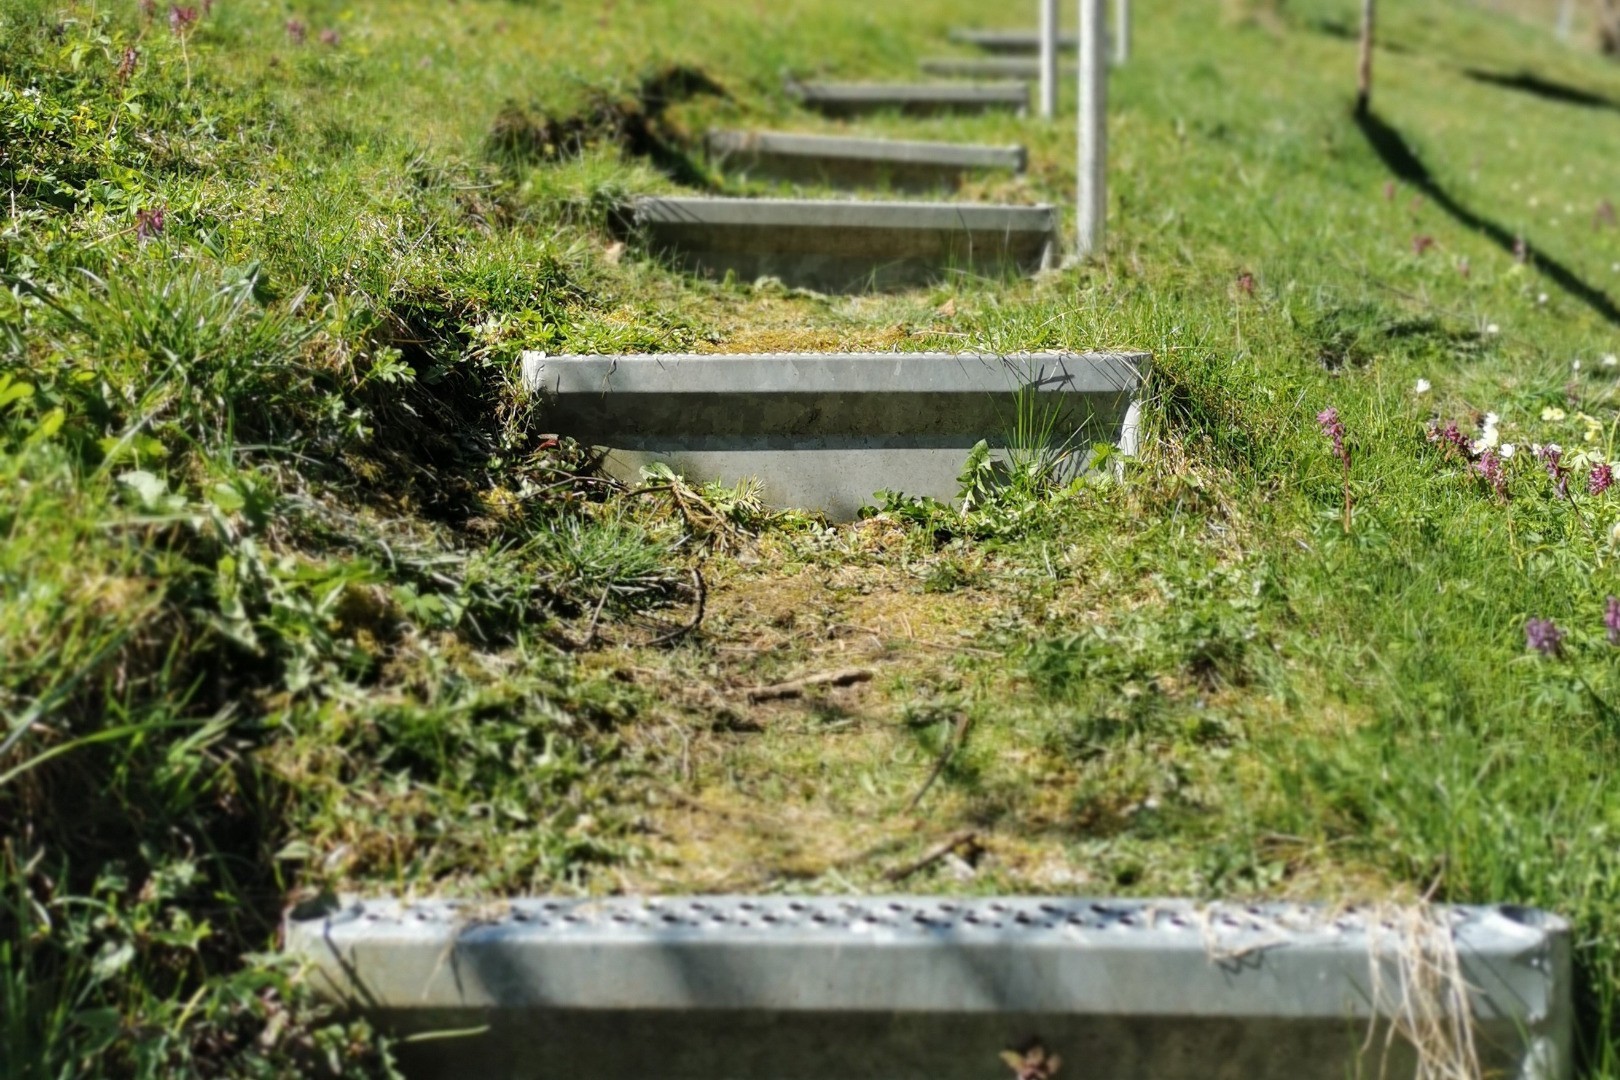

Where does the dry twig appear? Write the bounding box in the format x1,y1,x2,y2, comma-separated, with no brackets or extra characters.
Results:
901,712,972,815
882,829,980,883
745,667,873,702
648,566,706,646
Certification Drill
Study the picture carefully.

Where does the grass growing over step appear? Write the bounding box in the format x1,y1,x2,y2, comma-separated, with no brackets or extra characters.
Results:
4,0,1620,1073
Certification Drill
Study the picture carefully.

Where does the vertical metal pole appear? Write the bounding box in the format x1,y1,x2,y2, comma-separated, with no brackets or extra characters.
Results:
1076,0,1106,257
1115,0,1130,64
1355,0,1374,117
1039,0,1059,118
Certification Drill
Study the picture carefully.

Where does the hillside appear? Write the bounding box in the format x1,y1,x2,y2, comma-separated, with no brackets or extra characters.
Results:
4,0,1620,1073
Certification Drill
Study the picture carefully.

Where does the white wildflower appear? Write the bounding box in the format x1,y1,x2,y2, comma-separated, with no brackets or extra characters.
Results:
1604,354,1618,368
1486,323,1501,335
1414,378,1431,395
1500,443,1516,459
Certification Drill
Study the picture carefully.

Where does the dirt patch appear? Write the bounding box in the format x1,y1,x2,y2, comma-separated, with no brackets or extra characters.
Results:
485,64,726,186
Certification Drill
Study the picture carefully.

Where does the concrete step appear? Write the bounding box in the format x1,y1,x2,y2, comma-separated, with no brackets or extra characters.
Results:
521,350,1145,519
785,77,1029,117
630,195,1058,294
921,57,1075,79
705,130,1026,192
949,26,1079,52
286,895,1571,1080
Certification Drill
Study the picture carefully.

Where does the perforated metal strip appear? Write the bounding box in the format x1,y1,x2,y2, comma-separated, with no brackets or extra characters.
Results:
287,896,1571,1080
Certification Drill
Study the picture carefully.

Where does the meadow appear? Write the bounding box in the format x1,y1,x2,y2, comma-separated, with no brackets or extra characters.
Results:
4,0,1620,1073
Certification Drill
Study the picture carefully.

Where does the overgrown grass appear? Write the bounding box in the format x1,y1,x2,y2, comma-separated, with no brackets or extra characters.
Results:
5,0,1620,1073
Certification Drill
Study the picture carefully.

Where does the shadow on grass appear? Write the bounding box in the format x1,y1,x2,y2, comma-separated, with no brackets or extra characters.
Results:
1463,67,1620,111
1354,109,1620,327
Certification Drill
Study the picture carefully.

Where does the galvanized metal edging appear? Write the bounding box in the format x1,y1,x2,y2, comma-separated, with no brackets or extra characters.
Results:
286,895,1571,1080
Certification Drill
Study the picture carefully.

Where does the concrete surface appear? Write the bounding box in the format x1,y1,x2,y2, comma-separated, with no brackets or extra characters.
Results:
705,130,1025,191
520,350,1146,519
785,76,1029,116
630,196,1059,293
920,57,1075,79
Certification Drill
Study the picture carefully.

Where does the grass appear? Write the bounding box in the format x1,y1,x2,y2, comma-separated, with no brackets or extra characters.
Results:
4,0,1620,1074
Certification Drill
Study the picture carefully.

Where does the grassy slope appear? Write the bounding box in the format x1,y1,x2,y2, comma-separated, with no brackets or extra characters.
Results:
5,0,1620,1074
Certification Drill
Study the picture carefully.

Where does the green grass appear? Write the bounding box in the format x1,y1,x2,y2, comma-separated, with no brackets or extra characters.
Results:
5,0,1620,1073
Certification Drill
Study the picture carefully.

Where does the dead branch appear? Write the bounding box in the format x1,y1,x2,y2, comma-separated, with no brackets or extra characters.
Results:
745,667,873,702
882,829,980,883
648,566,706,646
901,712,972,815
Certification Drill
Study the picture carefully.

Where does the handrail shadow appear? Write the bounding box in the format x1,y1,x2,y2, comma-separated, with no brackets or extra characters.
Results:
1353,109,1620,328
1462,68,1620,111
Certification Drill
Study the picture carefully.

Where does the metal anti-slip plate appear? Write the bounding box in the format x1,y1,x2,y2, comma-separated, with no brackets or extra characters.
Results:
286,896,1570,1080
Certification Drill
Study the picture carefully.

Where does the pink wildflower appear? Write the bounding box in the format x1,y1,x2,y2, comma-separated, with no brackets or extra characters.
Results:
1318,407,1349,470
134,207,166,242
1525,618,1563,657
1474,450,1508,500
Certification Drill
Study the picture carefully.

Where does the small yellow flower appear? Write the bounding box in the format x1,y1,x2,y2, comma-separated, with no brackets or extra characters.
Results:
1542,406,1567,422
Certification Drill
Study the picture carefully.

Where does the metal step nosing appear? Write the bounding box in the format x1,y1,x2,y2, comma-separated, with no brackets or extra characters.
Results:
286,896,1570,1075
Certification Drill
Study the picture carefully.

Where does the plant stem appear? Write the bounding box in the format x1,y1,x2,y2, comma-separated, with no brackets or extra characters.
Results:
1342,463,1353,533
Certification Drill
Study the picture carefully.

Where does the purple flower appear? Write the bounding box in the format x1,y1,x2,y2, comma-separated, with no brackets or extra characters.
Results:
139,0,157,18
1590,463,1614,496
1474,450,1508,500
1525,618,1563,657
115,46,138,82
285,18,306,42
134,206,165,241
1318,407,1350,470
318,27,340,45
1412,234,1435,256
168,4,198,34
1606,596,1620,647
1427,420,1471,458
1538,445,1570,499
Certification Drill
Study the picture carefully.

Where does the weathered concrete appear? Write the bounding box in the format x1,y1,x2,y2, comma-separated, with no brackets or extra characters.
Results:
920,57,1074,79
705,130,1025,191
630,196,1059,294
785,76,1029,116
520,350,1145,519
949,27,1079,52
287,896,1572,1080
